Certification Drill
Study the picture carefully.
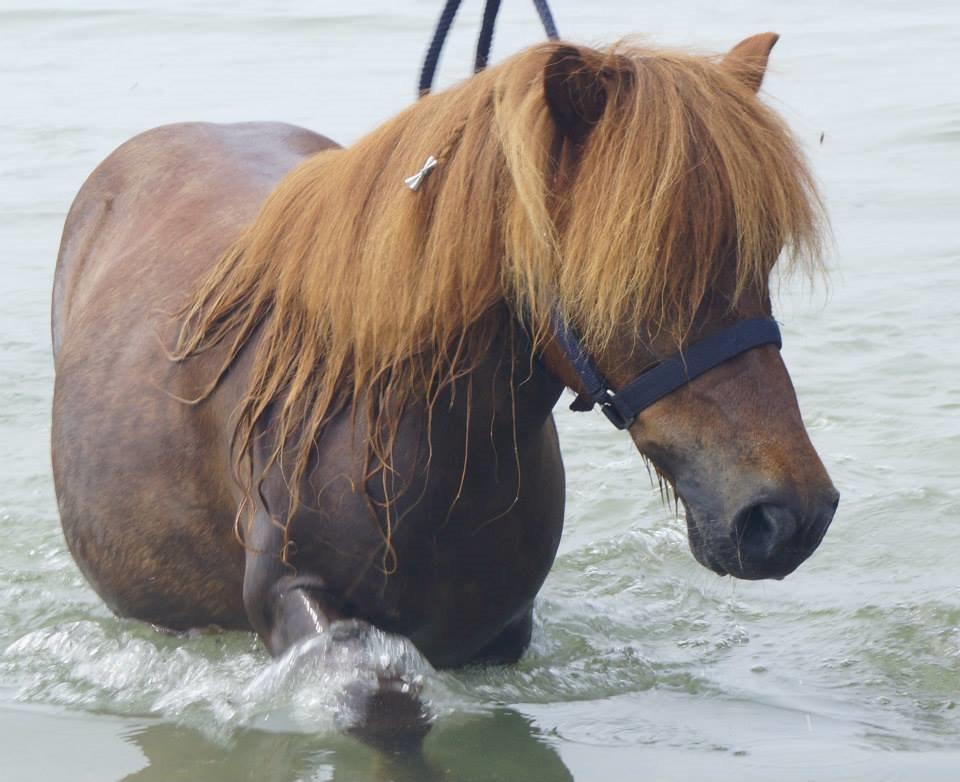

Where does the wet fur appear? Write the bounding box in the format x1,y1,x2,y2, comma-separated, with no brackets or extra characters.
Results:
170,40,824,557
51,36,836,680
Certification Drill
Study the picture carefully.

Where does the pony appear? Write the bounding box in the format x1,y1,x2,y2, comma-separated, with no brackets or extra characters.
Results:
51,33,838,746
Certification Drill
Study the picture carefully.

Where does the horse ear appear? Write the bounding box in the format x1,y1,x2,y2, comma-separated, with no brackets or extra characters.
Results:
544,45,608,144
723,32,779,92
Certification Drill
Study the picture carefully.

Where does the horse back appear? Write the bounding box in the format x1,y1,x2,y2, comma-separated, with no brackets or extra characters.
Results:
52,121,336,355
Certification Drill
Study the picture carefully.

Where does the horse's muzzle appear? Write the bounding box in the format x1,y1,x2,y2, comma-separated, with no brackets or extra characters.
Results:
687,488,839,580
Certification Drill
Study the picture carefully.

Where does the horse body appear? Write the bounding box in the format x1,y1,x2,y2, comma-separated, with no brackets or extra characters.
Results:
53,33,840,744
52,121,565,666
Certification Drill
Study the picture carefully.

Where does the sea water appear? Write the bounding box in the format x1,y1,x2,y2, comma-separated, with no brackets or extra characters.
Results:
1,1,958,779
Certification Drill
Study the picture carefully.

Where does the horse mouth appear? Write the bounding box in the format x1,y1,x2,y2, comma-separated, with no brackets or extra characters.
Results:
682,495,837,581
685,524,730,577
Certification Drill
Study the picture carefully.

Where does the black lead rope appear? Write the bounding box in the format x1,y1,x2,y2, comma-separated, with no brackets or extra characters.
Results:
418,0,464,96
530,0,559,39
473,0,501,73
419,0,560,96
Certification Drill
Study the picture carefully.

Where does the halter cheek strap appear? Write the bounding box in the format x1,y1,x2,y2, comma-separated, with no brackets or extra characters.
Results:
549,312,783,430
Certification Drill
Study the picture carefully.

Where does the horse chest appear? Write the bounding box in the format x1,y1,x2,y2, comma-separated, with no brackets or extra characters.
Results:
283,419,566,666
367,500,565,666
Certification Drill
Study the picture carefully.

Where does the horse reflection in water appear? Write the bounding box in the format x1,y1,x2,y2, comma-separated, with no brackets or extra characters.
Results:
121,708,573,782
52,33,838,748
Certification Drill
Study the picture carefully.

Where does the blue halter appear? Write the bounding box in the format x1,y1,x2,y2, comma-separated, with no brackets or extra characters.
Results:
549,312,783,430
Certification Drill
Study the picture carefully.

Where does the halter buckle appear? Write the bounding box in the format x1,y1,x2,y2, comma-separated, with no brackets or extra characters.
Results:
598,395,633,430
569,389,633,430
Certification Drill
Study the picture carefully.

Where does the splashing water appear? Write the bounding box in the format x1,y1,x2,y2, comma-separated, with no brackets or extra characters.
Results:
1,618,444,742
2,0,960,779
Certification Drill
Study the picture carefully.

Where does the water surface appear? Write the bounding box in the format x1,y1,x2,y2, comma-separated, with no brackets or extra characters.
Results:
1,1,959,779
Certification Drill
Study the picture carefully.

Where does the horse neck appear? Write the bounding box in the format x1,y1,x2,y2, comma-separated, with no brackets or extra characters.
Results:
438,305,565,442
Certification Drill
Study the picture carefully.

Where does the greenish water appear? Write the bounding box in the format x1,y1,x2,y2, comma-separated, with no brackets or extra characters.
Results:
1,1,959,779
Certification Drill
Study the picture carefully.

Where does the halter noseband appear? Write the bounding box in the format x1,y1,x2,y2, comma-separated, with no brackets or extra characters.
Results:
549,312,783,430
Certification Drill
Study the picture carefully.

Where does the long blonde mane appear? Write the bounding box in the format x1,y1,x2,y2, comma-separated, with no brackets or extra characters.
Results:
172,39,823,549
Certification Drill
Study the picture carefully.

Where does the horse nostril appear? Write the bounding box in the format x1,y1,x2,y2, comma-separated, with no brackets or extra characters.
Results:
804,491,839,549
734,503,798,560
824,487,840,516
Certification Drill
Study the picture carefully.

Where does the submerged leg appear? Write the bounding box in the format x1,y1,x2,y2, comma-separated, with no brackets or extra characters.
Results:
252,572,341,655
242,513,431,752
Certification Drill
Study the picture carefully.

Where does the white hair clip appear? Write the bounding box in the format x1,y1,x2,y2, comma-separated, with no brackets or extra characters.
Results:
404,155,439,192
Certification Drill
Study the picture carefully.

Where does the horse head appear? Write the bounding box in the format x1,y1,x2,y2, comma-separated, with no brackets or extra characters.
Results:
534,33,838,580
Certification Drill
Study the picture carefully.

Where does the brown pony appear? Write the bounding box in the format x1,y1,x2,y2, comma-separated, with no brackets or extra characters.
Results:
52,34,838,745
